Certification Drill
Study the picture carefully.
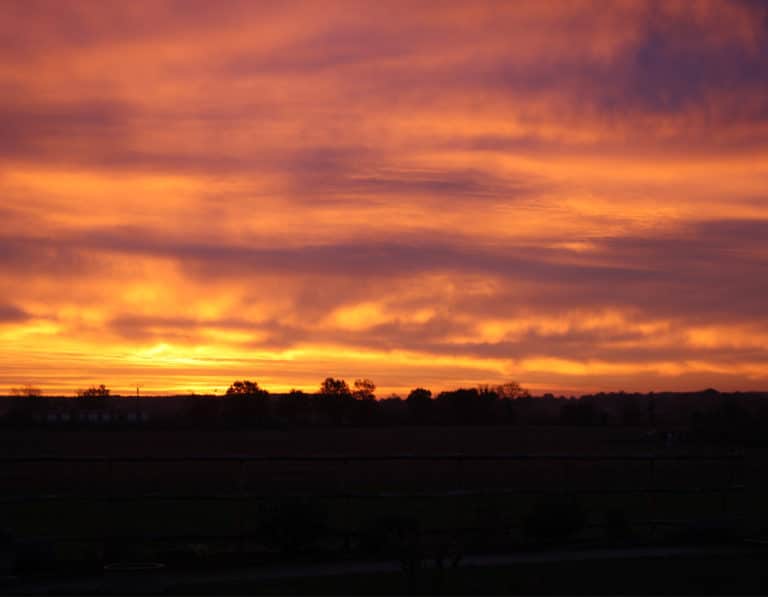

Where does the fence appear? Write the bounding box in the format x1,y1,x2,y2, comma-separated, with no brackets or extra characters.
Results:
0,452,747,551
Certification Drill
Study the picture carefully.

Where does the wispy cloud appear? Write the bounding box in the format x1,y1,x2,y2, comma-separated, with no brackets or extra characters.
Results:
1,0,767,394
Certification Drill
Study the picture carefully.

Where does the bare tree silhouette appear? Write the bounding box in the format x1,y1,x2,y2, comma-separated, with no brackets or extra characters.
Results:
76,384,110,398
10,385,42,397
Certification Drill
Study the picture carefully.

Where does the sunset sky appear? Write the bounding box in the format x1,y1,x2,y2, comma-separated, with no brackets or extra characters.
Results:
1,0,767,396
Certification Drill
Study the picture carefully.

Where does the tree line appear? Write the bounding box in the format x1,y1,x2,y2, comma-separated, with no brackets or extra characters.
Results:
205,377,533,427
5,381,768,443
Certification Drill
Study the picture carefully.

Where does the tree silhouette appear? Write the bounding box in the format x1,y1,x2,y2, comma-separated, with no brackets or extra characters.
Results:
560,398,595,426
436,387,494,424
222,381,269,426
495,381,529,399
182,395,221,427
320,377,351,397
8,385,46,422
318,377,352,425
276,389,310,421
406,388,432,424
10,385,42,397
77,384,110,398
225,380,268,397
353,378,376,400
75,384,110,413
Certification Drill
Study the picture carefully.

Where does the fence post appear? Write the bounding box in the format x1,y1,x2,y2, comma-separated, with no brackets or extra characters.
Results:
647,457,656,537
105,458,114,562
722,452,737,514
343,458,351,553
561,458,569,495
238,459,246,555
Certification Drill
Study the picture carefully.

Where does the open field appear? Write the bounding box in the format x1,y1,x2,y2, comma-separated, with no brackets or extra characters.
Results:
0,425,677,457
0,425,755,498
1,426,767,593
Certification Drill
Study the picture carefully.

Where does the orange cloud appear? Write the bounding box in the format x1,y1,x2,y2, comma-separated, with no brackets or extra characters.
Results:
1,0,767,396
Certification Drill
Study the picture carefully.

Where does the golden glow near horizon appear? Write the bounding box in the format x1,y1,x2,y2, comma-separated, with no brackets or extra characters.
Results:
1,0,768,396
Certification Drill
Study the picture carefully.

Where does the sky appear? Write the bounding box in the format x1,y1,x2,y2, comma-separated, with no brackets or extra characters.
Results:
1,0,767,396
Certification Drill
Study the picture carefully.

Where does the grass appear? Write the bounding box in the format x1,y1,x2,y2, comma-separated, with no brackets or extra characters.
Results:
164,553,768,595
0,425,764,581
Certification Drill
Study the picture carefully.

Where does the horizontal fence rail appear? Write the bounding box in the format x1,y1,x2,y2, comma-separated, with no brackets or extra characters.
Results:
0,452,745,463
0,487,748,508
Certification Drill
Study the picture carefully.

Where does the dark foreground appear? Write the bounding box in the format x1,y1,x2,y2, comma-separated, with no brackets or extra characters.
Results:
9,546,768,595
1,426,767,595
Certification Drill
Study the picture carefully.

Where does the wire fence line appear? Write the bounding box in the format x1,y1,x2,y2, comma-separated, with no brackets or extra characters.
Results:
0,452,746,463
0,486,746,503
0,452,748,548
0,452,746,502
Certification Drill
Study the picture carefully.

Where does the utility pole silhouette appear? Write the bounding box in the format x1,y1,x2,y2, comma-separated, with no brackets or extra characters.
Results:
135,385,142,421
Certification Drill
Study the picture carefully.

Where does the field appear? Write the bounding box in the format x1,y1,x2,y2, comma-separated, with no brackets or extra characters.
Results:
1,426,767,593
0,425,686,456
